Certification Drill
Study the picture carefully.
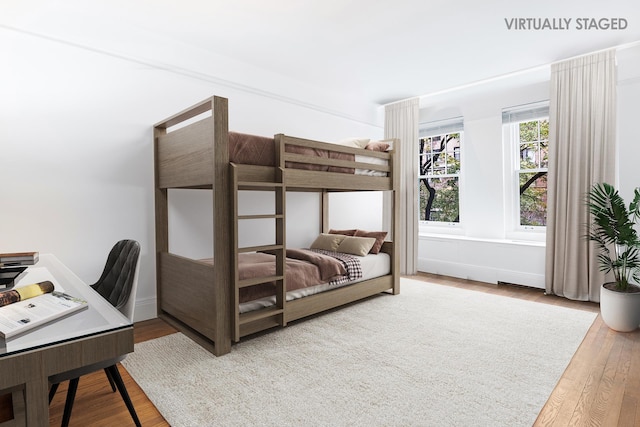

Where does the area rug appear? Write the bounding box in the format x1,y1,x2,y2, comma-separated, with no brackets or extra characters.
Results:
122,278,597,426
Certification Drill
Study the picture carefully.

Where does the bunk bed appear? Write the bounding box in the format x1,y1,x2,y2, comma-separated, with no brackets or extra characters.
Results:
154,96,400,356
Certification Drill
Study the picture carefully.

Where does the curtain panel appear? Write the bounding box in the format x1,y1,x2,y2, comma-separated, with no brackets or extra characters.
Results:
545,50,617,302
384,98,419,275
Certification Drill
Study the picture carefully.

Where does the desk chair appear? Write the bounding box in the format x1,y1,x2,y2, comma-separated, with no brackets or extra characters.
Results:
48,240,141,427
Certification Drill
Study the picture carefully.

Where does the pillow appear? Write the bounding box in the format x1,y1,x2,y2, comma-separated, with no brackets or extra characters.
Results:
364,141,390,152
329,228,357,236
339,137,370,149
336,236,377,257
310,233,346,251
354,230,388,254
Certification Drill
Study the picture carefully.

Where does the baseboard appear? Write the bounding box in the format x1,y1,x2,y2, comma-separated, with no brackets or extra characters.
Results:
417,258,545,289
133,297,157,322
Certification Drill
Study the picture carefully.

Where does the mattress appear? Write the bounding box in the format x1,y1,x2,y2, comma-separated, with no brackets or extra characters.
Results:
229,132,388,176
239,251,391,313
355,154,388,176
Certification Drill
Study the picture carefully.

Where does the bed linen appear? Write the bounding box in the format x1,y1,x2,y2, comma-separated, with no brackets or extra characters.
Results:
237,250,341,302
228,131,387,175
202,248,363,304
239,251,391,313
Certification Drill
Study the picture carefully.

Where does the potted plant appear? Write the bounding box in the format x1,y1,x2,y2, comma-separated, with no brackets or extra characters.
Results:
587,182,640,332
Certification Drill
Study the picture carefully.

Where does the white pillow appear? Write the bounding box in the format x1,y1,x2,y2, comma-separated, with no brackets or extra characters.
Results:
339,137,370,149
336,236,377,256
365,139,394,151
310,233,346,251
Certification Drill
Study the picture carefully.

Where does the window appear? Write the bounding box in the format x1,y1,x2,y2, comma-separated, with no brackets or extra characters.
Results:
503,102,549,231
418,118,463,223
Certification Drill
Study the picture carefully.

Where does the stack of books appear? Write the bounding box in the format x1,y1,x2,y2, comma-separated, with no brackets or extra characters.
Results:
0,252,39,267
0,266,28,290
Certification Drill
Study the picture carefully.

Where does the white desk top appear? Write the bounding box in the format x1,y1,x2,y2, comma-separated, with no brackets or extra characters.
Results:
1,254,131,356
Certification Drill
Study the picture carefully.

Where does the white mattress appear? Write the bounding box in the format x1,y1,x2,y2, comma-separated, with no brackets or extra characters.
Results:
355,154,388,176
239,251,391,313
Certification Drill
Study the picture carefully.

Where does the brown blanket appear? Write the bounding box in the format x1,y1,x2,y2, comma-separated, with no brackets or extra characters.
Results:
229,132,275,166
229,131,355,174
236,249,346,303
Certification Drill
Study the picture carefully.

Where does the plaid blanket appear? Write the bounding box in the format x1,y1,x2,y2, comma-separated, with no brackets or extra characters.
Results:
309,249,363,286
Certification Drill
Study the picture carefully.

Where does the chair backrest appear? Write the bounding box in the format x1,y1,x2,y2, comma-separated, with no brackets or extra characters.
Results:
91,240,141,321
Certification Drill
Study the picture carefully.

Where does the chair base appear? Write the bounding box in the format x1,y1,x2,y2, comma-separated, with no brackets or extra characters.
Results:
49,365,141,427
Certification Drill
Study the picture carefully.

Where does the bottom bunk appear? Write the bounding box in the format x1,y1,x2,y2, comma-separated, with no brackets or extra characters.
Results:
156,241,396,356
235,250,391,314
240,275,394,338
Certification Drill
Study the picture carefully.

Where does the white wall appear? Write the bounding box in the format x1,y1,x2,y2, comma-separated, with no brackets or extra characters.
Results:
417,69,550,287
0,27,383,321
617,45,640,204
417,45,640,289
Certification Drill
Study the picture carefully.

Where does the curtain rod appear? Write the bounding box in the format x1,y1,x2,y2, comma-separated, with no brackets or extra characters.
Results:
551,39,640,66
385,39,640,107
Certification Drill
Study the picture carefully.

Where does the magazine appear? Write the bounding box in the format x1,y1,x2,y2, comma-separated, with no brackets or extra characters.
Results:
0,281,54,307
0,291,88,339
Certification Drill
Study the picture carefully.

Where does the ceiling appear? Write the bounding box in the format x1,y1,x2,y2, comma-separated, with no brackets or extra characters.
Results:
3,0,640,107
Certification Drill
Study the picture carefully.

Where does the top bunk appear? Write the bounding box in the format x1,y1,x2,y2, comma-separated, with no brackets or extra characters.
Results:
153,96,399,192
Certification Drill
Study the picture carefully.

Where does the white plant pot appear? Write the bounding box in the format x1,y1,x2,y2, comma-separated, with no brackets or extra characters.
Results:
600,283,640,332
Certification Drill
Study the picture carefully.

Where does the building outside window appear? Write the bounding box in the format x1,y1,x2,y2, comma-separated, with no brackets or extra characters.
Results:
502,101,549,233
418,118,463,224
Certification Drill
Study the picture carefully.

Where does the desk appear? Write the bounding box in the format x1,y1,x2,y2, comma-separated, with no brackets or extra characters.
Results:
0,254,134,426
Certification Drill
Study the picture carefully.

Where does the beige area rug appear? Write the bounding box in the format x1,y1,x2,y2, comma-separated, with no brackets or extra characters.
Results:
122,278,597,426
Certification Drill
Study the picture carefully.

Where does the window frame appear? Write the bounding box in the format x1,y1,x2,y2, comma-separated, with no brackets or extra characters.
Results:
418,117,464,232
502,101,549,241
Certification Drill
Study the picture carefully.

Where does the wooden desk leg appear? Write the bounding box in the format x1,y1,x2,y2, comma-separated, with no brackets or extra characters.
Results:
23,378,48,427
10,389,25,427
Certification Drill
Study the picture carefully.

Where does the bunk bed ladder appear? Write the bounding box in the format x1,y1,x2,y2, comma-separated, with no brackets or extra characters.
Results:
231,164,287,342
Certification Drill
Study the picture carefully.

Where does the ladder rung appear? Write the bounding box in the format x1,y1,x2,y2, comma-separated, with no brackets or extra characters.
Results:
238,275,284,288
238,214,284,220
238,244,283,253
238,181,283,188
239,307,284,325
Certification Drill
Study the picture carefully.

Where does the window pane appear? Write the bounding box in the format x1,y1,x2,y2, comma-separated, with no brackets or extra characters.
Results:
431,135,443,151
519,121,538,142
433,152,447,175
539,119,549,139
519,143,538,169
446,134,461,173
419,154,432,175
519,172,547,226
419,177,459,222
540,140,549,168
446,153,460,174
418,124,462,224
423,138,431,152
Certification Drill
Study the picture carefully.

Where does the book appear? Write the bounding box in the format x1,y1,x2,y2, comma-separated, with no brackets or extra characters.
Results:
0,281,54,307
0,252,39,267
0,266,28,290
0,291,88,339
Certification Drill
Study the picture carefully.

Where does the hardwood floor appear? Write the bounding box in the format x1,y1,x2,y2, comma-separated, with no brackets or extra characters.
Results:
47,318,178,427
2,273,639,426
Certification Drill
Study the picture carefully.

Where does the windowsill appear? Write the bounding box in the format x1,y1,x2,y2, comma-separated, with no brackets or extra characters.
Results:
418,232,546,247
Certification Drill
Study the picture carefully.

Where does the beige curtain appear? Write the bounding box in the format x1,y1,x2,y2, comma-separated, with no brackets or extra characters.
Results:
384,98,419,275
545,50,617,302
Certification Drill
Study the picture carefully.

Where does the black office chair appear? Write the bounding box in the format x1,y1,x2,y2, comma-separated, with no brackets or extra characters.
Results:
48,240,141,427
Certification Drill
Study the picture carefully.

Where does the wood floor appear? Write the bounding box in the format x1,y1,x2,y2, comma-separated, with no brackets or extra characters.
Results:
2,273,639,426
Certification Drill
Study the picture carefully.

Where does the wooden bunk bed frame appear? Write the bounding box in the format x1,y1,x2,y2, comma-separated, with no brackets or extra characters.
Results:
154,96,400,356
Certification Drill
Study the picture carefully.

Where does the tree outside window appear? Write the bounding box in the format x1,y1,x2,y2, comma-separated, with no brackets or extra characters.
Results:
418,132,461,223
517,119,548,227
